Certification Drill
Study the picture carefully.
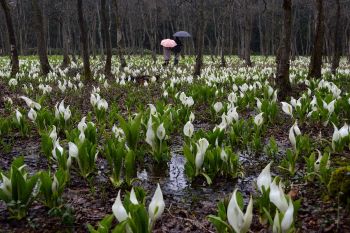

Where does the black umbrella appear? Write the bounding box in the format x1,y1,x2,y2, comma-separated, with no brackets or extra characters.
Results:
173,31,191,38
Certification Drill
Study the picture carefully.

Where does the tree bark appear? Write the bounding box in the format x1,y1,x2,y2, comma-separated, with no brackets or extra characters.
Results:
0,0,19,77
276,0,292,101
77,0,91,81
61,0,70,68
331,0,341,75
112,0,127,70
308,0,324,79
243,1,252,66
194,0,204,77
31,0,51,75
101,0,112,76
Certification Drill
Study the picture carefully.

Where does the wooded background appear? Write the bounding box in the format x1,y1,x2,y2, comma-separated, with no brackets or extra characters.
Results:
1,0,350,58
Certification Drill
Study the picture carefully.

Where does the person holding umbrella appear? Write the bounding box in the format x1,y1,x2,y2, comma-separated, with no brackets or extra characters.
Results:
172,37,182,66
160,39,177,67
172,31,191,65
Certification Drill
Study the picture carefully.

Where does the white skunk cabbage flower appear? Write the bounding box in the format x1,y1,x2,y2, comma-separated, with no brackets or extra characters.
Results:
289,126,297,151
314,150,330,172
112,190,128,222
257,162,272,192
78,117,87,132
189,112,195,122
281,102,293,117
254,113,264,126
156,123,166,141
213,102,223,113
68,142,78,158
146,117,156,150
97,99,108,110
148,104,157,116
255,98,262,111
183,121,194,138
52,139,64,159
273,198,294,233
0,173,12,197
148,183,165,223
129,188,139,205
28,108,37,121
15,109,22,123
227,189,253,233
220,147,228,162
269,178,288,213
195,138,209,172
332,123,341,150
49,126,57,142
20,96,41,110
52,175,59,193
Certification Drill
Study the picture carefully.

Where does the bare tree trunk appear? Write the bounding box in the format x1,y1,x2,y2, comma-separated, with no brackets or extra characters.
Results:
32,0,51,75
194,0,204,77
331,0,341,75
77,0,91,81
243,1,252,66
101,0,112,76
0,0,19,77
61,1,70,68
308,0,324,79
112,0,127,70
276,0,292,101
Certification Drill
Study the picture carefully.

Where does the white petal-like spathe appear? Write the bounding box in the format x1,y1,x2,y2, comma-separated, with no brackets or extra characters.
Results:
78,117,87,132
52,175,58,193
49,126,57,142
183,121,194,138
146,121,156,150
213,102,223,113
257,162,272,192
15,109,22,123
281,102,293,117
272,210,280,233
112,190,128,222
129,188,139,205
254,113,264,126
289,126,296,150
269,178,288,213
195,138,209,171
148,183,165,222
227,189,253,233
68,142,78,158
0,173,12,197
255,98,262,111
28,108,37,121
220,148,228,162
156,123,166,140
281,198,294,232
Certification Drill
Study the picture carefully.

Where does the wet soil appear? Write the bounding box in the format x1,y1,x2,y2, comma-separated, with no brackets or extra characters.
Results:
0,79,349,233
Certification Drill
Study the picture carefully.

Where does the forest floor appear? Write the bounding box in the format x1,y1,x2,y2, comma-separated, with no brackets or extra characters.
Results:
0,56,350,233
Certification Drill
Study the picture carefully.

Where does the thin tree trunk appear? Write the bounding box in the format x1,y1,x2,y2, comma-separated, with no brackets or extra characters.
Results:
331,0,341,74
101,0,112,76
77,0,92,81
0,0,19,77
308,0,324,79
243,1,252,66
61,1,70,68
276,0,292,100
113,0,127,70
32,0,51,75
194,0,204,77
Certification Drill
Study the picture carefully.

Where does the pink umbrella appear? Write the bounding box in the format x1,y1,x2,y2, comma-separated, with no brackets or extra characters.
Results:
161,39,177,48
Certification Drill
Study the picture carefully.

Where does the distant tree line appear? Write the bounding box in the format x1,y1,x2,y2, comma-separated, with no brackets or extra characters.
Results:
0,0,349,58
0,0,349,98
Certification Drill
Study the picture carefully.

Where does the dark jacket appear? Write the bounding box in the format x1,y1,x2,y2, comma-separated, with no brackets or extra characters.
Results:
172,37,182,54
